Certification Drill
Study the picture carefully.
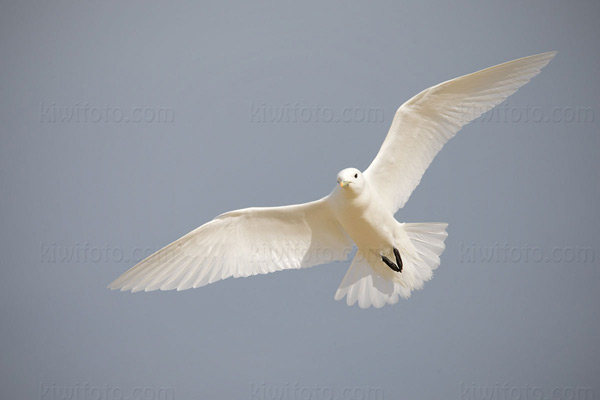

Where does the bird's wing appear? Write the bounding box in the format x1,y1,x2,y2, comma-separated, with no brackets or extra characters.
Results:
364,51,556,213
109,198,353,292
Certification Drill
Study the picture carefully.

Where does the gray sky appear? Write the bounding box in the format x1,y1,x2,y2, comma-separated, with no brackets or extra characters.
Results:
1,1,599,399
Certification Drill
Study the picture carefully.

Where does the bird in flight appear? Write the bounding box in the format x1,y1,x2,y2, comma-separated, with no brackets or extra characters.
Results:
110,52,556,308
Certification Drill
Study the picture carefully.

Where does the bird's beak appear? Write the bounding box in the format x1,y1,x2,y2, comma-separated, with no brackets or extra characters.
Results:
339,181,350,188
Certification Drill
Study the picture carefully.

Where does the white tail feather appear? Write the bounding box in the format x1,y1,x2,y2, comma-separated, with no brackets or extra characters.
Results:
335,223,448,309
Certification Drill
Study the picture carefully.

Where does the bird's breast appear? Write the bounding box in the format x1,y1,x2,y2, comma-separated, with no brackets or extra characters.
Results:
328,188,395,250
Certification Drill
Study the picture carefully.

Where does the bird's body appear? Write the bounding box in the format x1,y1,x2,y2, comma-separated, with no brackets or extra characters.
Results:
329,171,393,251
328,169,413,280
110,51,556,308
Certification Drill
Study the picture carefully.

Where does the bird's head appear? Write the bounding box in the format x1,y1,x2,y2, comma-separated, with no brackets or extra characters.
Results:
336,168,364,193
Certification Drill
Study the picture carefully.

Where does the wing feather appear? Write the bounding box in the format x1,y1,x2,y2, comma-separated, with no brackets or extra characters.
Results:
109,198,353,292
365,51,556,213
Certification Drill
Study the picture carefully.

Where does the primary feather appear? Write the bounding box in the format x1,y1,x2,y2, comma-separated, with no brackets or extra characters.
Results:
365,51,556,213
109,199,352,292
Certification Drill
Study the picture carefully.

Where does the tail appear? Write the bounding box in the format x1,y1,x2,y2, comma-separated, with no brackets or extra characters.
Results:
334,223,448,309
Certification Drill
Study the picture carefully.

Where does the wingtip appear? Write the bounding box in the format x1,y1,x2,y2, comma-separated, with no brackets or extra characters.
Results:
531,50,557,58
506,51,557,67
541,51,558,61
533,51,558,64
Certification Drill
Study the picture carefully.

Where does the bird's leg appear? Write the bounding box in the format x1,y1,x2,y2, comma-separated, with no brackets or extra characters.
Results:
381,255,399,271
393,247,403,273
381,247,403,273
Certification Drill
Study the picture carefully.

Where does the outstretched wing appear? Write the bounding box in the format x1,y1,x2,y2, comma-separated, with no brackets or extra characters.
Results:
109,198,353,292
364,51,556,213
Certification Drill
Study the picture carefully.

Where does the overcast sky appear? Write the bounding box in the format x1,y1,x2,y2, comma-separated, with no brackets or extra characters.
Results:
1,1,599,399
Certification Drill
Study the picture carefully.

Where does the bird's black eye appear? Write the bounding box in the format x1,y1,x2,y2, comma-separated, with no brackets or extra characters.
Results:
354,173,358,179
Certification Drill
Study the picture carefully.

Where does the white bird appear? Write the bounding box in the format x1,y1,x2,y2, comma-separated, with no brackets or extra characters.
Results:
109,52,556,308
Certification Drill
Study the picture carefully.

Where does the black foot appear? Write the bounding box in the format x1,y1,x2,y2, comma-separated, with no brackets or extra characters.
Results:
393,247,403,273
381,247,403,273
